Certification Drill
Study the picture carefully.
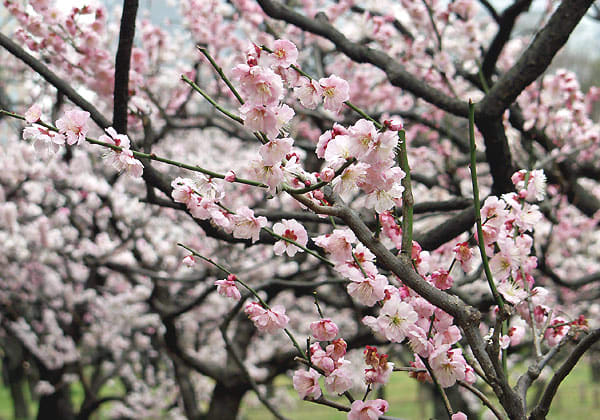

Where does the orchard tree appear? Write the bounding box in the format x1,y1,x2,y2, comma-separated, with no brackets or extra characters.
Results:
1,1,600,420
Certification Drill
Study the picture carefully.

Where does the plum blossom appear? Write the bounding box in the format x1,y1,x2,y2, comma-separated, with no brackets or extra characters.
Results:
232,65,283,105
23,125,65,155
259,137,293,165
25,104,42,123
269,39,298,68
310,318,339,341
497,279,528,305
451,413,468,420
429,345,468,388
314,228,356,263
231,206,267,242
244,302,289,334
347,272,388,306
182,255,195,267
324,361,354,394
215,274,241,300
511,169,546,202
319,75,350,113
348,399,389,420
98,127,143,177
364,346,393,385
295,77,323,109
293,368,321,399
55,109,90,145
453,242,473,272
272,219,308,257
362,295,417,342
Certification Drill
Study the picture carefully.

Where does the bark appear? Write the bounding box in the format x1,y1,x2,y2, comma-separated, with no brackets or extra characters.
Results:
205,382,248,420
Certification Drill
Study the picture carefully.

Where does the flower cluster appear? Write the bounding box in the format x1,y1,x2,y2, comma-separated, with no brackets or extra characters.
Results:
171,177,267,241
317,119,405,212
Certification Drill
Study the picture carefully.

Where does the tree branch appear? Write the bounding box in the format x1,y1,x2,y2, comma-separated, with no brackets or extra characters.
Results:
255,0,469,117
529,328,600,420
113,0,139,134
479,0,595,118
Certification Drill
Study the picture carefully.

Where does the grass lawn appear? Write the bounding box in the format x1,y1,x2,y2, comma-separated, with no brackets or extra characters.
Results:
242,361,600,420
0,361,598,419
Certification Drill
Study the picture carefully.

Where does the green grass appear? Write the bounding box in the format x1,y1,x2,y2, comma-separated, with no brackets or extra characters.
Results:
242,361,600,420
0,362,598,419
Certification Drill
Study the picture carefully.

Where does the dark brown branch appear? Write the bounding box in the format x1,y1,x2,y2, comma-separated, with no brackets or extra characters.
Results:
255,0,469,117
529,328,600,420
0,32,111,128
481,0,533,82
113,0,139,134
479,0,595,118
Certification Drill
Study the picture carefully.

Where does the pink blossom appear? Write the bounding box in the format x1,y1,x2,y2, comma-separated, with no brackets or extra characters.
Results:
310,318,339,341
348,119,378,160
273,219,308,257
316,123,348,158
310,343,336,374
364,346,393,386
259,137,293,165
511,169,546,202
453,242,473,272
232,65,283,105
25,104,42,123
295,77,323,109
430,270,453,290
347,273,388,307
231,206,267,242
451,412,468,420
363,295,417,342
383,118,403,131
348,399,389,420
544,317,569,347
215,274,241,300
244,302,289,334
249,158,285,192
56,109,90,145
293,368,322,399
111,148,144,177
240,103,279,138
324,361,354,394
182,255,196,267
224,170,236,182
319,75,350,113
22,125,65,155
171,177,197,205
320,167,335,182
497,279,528,305
269,39,298,68
314,228,356,263
326,338,347,361
429,345,467,388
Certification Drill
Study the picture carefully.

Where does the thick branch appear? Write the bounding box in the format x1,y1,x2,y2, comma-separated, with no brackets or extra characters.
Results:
479,0,595,118
113,0,139,134
0,32,111,128
529,328,600,420
255,0,469,117
481,1,533,82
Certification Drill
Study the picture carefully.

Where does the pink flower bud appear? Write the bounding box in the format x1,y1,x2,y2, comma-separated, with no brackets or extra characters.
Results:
310,318,339,341
224,170,236,182
182,255,196,267
320,167,335,182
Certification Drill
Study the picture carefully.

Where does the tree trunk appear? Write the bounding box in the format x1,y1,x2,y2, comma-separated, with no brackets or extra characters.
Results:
205,382,247,420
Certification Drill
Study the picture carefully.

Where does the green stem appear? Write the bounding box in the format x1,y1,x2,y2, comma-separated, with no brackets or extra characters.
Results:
262,226,334,266
181,74,243,124
177,243,308,360
397,129,414,257
2,109,267,188
197,46,245,105
467,100,504,312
